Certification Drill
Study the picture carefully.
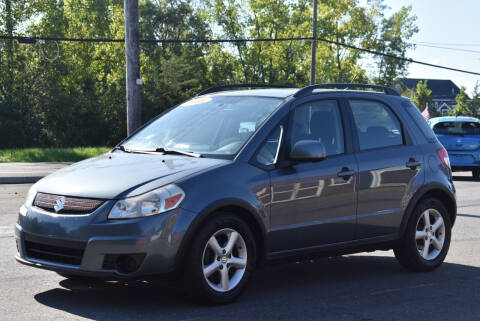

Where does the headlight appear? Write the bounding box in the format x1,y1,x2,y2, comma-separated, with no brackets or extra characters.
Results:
20,186,37,216
24,186,37,206
108,184,185,220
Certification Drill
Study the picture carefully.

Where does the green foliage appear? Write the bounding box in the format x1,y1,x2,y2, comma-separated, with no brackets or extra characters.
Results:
402,80,437,116
374,6,418,86
450,86,478,117
0,0,418,148
467,82,480,118
0,147,110,162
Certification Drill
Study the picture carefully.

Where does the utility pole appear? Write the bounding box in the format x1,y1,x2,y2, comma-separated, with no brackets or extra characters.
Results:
310,0,318,85
124,0,142,135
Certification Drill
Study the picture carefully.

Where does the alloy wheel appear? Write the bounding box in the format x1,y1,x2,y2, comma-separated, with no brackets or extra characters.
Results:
202,228,248,292
415,209,445,261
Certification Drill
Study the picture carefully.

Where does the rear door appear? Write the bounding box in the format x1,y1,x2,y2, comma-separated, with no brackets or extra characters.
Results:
346,98,423,239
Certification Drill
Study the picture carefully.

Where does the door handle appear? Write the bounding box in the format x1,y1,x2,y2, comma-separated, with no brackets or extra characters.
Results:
406,158,421,169
337,168,355,178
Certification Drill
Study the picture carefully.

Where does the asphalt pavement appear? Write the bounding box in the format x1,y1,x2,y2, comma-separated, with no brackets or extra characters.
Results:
0,174,479,321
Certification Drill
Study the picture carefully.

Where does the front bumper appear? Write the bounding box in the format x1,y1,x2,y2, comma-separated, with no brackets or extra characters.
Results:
15,201,197,278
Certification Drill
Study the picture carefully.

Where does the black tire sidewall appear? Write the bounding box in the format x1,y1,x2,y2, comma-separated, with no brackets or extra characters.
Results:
185,213,256,304
403,198,452,270
473,169,480,180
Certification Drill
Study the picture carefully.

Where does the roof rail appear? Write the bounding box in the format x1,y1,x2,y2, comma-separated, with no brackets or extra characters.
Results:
197,83,294,96
294,83,400,98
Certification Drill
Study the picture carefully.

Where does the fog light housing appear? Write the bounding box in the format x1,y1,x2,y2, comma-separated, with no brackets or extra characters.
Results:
102,253,146,274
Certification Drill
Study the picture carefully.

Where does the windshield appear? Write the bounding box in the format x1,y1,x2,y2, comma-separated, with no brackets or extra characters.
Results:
122,95,283,157
433,121,480,136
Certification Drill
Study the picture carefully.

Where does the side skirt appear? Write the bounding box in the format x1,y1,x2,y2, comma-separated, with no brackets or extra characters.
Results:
265,234,399,264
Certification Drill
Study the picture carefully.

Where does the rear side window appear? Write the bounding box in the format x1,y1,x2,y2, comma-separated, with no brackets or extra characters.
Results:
402,100,436,140
349,100,403,150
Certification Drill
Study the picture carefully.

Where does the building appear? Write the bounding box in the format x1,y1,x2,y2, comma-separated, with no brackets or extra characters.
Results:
402,78,461,114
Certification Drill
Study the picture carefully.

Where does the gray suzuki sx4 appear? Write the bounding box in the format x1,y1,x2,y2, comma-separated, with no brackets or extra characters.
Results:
15,84,456,304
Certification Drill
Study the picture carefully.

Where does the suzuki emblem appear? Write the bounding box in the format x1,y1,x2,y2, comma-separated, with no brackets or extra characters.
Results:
54,197,66,213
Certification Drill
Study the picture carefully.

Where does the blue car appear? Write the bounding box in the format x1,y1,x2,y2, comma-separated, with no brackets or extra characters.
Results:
430,116,480,179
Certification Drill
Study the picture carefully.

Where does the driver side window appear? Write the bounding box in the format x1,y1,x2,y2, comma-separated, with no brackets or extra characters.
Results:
291,100,344,156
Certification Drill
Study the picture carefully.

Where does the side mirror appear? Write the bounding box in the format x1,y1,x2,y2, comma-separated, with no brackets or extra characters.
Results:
289,140,326,163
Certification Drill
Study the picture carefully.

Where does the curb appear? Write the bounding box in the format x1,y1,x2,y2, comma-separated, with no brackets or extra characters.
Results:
0,176,44,184
0,162,72,184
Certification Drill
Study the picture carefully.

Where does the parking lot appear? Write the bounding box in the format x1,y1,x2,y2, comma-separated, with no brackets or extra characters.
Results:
0,174,479,321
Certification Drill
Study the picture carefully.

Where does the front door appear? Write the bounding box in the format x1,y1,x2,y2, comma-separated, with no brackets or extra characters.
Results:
268,98,358,253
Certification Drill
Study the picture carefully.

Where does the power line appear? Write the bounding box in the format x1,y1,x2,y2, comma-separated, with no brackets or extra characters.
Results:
415,41,480,47
0,35,312,43
315,36,480,76
2,34,480,76
412,43,480,54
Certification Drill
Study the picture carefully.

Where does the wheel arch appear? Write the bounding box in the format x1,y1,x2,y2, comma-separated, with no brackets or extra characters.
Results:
175,199,268,271
401,184,457,237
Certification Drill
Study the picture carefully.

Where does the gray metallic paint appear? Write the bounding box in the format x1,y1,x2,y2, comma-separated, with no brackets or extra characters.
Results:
15,89,457,278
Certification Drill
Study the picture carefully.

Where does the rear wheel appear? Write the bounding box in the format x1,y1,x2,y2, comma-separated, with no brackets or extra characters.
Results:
394,197,451,272
473,169,480,180
184,213,256,304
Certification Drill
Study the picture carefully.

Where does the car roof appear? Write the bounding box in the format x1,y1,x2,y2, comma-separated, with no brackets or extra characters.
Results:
429,116,480,126
206,88,398,99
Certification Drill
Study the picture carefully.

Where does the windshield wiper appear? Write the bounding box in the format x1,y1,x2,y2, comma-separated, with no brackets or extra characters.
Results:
155,147,202,158
113,145,155,155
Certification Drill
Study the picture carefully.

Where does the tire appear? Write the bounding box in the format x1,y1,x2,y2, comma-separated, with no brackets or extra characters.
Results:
472,169,480,180
184,213,256,304
394,197,451,272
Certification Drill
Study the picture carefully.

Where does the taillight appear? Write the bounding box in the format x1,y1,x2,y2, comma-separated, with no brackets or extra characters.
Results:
437,147,451,171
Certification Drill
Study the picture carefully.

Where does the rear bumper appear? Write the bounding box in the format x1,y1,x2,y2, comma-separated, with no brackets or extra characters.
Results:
448,150,480,169
15,203,197,278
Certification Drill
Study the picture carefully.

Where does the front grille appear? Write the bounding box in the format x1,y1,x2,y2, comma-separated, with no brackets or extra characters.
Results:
24,233,85,266
34,192,104,215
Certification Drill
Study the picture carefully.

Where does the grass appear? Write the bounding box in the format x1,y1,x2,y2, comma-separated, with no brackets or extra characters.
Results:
0,147,111,162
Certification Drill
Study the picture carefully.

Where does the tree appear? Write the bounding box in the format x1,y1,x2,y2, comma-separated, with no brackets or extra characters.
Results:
0,0,419,149
374,6,418,86
451,86,475,117
468,82,480,118
403,80,436,116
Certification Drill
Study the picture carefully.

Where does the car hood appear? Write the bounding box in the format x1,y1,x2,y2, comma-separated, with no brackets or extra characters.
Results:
437,134,480,151
34,152,230,199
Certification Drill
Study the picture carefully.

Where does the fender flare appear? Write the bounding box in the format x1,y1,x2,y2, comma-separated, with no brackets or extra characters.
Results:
174,198,268,269
400,183,457,237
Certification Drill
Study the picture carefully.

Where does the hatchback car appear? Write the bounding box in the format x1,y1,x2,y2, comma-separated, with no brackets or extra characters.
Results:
15,83,456,304
430,116,480,179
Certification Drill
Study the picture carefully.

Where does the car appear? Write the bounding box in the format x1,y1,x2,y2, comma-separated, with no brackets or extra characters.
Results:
15,83,456,304
429,116,480,179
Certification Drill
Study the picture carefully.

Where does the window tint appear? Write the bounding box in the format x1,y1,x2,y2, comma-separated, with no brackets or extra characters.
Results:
256,126,282,166
402,100,436,140
291,100,344,156
349,100,403,150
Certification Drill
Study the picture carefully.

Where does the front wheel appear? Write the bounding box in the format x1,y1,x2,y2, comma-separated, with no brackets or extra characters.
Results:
184,213,256,304
394,197,451,272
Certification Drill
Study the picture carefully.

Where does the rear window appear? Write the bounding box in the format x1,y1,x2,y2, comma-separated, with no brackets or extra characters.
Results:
402,100,436,141
433,121,480,135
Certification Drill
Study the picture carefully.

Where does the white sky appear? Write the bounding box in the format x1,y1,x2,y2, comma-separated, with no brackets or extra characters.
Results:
383,0,480,96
